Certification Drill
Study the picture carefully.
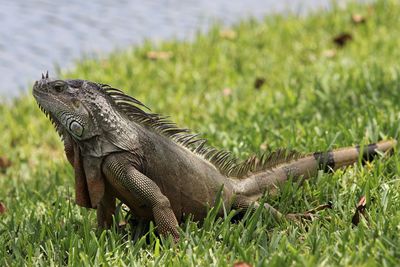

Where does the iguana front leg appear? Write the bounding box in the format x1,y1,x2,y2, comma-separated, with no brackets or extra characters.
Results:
102,153,180,240
96,184,116,229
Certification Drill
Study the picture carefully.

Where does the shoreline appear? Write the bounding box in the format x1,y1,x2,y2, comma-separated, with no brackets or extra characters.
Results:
0,0,334,99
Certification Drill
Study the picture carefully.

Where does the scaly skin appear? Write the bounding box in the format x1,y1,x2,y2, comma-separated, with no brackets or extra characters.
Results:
33,74,397,240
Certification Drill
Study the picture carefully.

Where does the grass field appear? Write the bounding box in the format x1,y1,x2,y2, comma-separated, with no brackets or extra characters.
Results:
1,0,400,266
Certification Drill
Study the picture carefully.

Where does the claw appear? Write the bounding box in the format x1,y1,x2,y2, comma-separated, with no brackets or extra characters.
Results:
304,202,333,214
42,73,45,79
286,202,333,222
45,70,49,79
286,212,317,222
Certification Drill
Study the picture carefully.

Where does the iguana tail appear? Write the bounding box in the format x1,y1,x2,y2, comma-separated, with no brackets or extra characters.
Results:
232,140,397,198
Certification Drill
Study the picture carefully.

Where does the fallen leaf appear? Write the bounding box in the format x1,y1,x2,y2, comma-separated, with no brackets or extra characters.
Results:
0,202,6,214
367,5,375,16
307,53,317,62
253,77,266,90
357,196,367,208
118,220,128,227
0,156,12,170
220,29,237,40
146,51,173,60
259,142,268,150
322,49,337,58
223,88,232,96
100,59,110,68
352,196,367,226
333,33,353,47
351,14,366,24
233,262,252,267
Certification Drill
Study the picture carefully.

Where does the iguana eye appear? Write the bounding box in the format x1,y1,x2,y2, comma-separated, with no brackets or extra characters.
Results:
54,81,66,92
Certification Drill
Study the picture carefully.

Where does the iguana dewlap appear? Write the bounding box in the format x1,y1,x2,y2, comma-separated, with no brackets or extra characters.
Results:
33,74,396,240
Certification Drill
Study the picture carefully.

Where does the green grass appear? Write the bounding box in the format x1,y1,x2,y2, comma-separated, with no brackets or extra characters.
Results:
1,0,400,265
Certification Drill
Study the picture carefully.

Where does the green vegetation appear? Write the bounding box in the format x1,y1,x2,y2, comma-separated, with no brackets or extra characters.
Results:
1,1,400,265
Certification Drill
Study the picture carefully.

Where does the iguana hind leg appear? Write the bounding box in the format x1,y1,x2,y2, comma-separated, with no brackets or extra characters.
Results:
233,195,324,222
102,153,180,241
233,195,284,221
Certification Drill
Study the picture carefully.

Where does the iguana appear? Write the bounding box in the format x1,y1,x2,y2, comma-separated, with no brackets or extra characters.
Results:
33,73,396,240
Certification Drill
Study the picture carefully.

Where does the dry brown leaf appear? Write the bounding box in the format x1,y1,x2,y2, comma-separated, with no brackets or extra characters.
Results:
259,143,268,151
233,262,252,267
322,49,337,58
351,14,366,24
253,77,266,90
0,202,6,214
333,33,353,47
146,51,173,60
220,29,237,40
352,196,367,226
367,5,375,16
223,88,232,96
118,220,128,227
0,156,12,170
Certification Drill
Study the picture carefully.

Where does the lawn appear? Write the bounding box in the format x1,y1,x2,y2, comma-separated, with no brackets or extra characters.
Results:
1,0,400,266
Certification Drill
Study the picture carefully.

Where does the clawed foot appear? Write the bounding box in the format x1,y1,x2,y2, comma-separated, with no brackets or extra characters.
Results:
285,202,332,222
286,212,318,222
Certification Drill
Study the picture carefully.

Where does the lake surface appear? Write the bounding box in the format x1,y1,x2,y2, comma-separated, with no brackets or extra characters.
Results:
0,0,334,97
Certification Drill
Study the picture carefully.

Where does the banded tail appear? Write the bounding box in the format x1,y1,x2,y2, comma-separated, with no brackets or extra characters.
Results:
232,140,397,198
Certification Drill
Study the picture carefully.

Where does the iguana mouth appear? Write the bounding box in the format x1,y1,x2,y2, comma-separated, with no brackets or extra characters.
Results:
33,82,50,95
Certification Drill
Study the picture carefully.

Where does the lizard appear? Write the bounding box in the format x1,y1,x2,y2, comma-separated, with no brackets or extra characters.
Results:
33,73,397,241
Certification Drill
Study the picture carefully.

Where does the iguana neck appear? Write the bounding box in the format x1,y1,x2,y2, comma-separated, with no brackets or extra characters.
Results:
76,109,141,158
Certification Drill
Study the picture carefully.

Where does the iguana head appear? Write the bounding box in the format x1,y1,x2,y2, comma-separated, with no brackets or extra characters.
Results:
33,73,109,141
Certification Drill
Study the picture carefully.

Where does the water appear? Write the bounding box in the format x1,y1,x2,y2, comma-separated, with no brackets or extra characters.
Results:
0,0,333,97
